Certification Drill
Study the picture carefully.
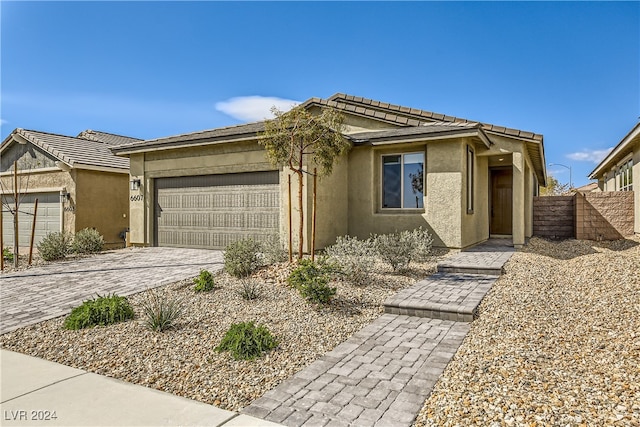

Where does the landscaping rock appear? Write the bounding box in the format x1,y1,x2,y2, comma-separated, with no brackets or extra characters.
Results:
0,250,450,412
414,236,640,426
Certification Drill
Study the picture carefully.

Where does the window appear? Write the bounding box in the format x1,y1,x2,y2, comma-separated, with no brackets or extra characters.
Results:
382,152,424,209
617,159,633,191
467,146,474,213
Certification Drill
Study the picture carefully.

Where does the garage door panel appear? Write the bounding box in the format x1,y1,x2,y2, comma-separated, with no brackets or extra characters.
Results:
1,192,61,248
155,172,280,249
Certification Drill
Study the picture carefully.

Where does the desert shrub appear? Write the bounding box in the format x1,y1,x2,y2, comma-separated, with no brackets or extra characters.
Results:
193,269,215,292
324,235,377,285
224,238,262,278
37,232,73,261
373,227,434,271
64,294,134,330
261,234,288,265
2,247,13,262
237,278,261,300
139,289,185,332
408,227,434,262
72,228,104,254
216,321,278,360
288,259,336,304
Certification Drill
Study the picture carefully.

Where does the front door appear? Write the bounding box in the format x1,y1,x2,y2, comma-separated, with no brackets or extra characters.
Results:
490,169,512,235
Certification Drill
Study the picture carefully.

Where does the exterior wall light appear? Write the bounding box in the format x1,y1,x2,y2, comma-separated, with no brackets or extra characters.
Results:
60,189,70,202
130,179,141,191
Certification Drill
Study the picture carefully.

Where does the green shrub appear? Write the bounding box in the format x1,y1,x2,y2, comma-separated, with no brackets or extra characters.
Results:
64,294,134,330
72,228,104,254
261,234,288,265
37,232,73,261
373,227,434,271
288,259,336,304
324,235,377,285
2,247,13,262
216,321,278,360
224,238,262,278
193,269,215,292
139,289,184,332
237,278,261,300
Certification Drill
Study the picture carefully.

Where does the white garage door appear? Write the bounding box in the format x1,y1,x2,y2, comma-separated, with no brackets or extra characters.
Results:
154,171,280,249
1,192,61,249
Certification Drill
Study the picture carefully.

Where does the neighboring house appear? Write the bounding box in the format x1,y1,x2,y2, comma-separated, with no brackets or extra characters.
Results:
111,93,546,250
572,182,600,194
1,128,141,250
589,121,639,234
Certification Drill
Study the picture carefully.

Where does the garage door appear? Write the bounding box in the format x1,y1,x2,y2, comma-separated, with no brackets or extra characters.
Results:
155,171,280,249
1,192,61,248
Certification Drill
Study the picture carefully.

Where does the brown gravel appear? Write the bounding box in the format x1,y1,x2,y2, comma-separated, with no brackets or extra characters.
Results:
415,236,640,427
0,250,451,412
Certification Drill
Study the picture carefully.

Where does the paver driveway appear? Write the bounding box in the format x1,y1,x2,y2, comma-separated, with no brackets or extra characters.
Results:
0,247,223,334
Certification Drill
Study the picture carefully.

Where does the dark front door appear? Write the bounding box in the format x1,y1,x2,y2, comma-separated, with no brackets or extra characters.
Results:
490,169,513,235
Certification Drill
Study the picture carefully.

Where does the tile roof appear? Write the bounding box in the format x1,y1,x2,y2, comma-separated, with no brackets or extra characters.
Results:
1,129,129,172
77,130,143,146
348,121,485,144
108,92,545,185
302,93,544,142
111,122,266,154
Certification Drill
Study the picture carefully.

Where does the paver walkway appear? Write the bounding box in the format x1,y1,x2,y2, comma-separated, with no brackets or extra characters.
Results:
244,239,514,426
0,247,223,334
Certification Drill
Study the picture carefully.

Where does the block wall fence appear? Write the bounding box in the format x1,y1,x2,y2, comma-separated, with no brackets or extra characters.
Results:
533,192,635,240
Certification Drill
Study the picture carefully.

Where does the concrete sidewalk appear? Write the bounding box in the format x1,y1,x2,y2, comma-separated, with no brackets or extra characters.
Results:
0,350,281,427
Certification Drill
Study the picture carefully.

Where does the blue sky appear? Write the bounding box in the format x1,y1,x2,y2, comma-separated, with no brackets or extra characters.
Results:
1,1,638,187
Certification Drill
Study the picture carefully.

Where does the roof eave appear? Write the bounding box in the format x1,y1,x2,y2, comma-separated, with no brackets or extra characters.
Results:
355,129,490,148
111,134,259,156
588,122,640,179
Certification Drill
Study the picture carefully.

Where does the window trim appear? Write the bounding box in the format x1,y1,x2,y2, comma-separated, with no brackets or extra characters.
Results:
617,158,633,191
380,151,425,210
466,145,474,214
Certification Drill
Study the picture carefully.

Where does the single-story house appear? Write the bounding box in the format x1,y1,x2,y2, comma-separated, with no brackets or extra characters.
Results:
588,121,639,234
1,128,140,249
111,93,546,250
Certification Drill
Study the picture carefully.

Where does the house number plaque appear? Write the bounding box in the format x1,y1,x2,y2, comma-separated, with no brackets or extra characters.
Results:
130,195,143,202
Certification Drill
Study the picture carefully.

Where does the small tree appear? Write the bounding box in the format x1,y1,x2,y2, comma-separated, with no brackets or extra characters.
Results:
259,106,349,259
540,175,570,196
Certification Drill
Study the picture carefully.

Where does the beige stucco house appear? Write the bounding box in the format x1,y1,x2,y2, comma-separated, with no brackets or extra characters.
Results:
1,128,140,249
589,121,639,234
111,94,546,250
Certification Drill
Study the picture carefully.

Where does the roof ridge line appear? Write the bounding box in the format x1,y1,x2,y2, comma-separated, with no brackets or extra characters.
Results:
16,129,74,166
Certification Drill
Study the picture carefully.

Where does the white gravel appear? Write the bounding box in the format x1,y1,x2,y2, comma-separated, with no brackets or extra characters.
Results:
0,250,451,412
415,236,640,427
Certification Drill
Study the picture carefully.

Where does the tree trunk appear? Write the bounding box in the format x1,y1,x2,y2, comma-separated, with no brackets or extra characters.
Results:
297,170,304,259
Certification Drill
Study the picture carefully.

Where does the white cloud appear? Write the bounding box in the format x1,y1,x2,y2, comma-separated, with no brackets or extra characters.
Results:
566,147,613,164
0,119,7,125
215,96,299,122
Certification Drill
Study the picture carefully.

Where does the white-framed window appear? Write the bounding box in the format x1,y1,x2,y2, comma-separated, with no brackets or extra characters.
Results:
382,152,424,209
466,145,474,214
617,159,633,191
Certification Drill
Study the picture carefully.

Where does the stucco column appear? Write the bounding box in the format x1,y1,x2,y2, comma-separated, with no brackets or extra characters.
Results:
512,151,525,248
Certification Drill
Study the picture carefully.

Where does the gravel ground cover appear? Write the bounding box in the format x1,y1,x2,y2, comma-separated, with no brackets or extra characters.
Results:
415,236,640,427
0,250,450,411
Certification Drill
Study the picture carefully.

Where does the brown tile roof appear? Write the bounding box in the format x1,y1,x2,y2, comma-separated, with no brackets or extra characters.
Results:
1,128,129,171
111,122,266,154
348,121,486,145
77,130,143,146
302,93,544,142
